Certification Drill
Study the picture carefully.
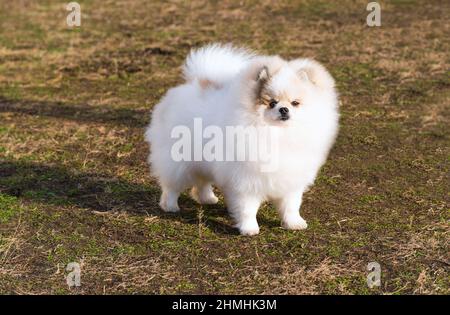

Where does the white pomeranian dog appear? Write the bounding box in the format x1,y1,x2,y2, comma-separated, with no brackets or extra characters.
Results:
145,44,339,235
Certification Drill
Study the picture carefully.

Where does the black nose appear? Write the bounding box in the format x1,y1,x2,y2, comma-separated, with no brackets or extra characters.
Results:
279,107,289,115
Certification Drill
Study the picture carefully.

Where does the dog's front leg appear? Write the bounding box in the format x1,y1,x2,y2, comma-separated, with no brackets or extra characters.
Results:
226,193,262,236
274,191,308,230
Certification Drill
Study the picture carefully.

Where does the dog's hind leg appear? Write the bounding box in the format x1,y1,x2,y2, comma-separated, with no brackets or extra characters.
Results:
190,182,218,205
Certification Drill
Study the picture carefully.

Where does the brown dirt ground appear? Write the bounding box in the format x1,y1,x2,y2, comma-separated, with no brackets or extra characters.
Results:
0,0,448,294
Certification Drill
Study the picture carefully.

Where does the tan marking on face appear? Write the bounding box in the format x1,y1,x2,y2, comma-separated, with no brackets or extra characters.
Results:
259,90,301,108
254,64,285,105
260,92,273,106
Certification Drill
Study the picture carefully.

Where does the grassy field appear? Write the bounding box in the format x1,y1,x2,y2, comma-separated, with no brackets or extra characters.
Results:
0,0,448,294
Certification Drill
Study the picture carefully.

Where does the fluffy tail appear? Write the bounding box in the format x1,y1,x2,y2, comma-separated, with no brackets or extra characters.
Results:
183,43,254,89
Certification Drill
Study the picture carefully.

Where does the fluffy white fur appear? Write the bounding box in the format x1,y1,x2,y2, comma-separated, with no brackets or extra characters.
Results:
145,43,339,235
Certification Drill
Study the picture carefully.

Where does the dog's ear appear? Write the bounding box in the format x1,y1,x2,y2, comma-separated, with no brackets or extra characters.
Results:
253,65,270,100
297,70,309,82
256,66,269,82
290,59,335,90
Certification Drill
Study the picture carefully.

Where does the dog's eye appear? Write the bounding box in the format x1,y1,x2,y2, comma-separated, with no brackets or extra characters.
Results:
269,100,278,108
291,101,300,106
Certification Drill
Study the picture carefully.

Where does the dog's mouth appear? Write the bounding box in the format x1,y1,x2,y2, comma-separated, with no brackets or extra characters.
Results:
279,115,290,121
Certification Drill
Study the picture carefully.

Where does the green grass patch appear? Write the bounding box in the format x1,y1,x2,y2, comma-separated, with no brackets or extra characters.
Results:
0,193,20,223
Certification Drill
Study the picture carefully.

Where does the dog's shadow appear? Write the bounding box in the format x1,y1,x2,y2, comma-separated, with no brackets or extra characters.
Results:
0,159,281,235
0,97,279,235
0,96,148,128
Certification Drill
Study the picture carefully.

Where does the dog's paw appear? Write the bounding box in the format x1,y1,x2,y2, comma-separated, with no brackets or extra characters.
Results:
282,216,308,230
190,187,219,205
239,226,260,236
236,221,260,236
200,195,219,205
159,200,180,213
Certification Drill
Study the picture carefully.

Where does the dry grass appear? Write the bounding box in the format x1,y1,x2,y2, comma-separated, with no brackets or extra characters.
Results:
0,0,449,294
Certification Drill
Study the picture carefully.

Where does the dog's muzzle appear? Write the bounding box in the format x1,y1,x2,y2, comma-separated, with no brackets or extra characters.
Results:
279,107,290,121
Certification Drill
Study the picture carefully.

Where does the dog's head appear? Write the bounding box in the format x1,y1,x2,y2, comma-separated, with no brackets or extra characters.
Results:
242,56,335,126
